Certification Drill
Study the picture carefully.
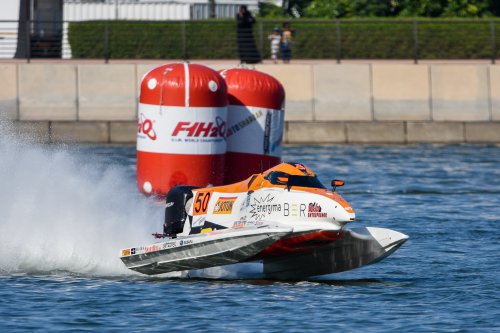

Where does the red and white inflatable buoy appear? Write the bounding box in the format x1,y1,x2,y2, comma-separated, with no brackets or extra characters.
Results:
221,68,285,184
137,63,227,196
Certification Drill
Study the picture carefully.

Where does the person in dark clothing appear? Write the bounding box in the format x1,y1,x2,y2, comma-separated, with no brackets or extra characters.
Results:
236,5,261,64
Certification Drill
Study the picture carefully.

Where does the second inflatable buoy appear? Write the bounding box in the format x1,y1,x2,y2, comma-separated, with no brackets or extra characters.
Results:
222,68,285,184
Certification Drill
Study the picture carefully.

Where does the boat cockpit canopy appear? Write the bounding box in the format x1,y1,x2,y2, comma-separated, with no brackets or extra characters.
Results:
266,171,326,189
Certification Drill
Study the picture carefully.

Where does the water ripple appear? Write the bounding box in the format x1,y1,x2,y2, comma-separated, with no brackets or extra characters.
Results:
1,143,499,332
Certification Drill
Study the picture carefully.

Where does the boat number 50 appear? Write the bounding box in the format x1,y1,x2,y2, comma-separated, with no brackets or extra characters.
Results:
194,192,211,215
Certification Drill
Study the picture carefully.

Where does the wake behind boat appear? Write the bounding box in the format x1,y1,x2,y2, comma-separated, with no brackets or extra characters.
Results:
120,162,408,279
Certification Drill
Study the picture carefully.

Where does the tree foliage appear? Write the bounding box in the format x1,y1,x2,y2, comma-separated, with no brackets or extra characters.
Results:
290,0,500,18
258,1,286,18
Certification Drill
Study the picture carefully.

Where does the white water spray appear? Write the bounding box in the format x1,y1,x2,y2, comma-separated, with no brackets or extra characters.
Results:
0,120,162,276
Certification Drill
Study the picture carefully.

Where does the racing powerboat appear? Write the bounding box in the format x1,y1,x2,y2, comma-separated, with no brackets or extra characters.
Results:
120,162,408,279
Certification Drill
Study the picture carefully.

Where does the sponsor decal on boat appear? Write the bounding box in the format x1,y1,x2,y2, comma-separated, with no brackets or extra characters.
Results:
192,216,206,228
308,202,327,218
162,241,177,249
213,196,237,215
144,244,162,253
232,220,265,229
178,239,193,246
283,202,306,217
233,221,246,229
250,193,282,220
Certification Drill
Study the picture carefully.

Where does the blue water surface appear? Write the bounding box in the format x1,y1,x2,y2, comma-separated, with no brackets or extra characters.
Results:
1,144,499,332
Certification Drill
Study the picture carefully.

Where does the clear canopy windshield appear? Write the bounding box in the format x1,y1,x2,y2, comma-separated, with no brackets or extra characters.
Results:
267,171,326,189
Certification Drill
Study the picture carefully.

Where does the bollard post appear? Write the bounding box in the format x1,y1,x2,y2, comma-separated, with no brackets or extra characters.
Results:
26,19,31,63
413,20,419,64
104,21,109,63
491,21,496,65
336,20,341,64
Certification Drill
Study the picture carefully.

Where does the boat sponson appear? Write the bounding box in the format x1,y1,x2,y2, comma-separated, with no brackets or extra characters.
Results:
122,231,291,275
262,227,409,280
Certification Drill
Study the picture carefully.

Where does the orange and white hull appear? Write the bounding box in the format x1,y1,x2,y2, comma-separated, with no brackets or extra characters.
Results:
120,162,408,279
120,225,407,279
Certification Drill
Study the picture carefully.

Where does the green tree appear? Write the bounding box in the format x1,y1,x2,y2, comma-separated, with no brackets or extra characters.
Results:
352,0,399,17
265,0,411,18
397,0,447,17
304,0,354,18
304,0,398,18
283,0,314,17
490,0,500,16
259,1,286,17
302,0,499,18
442,0,491,17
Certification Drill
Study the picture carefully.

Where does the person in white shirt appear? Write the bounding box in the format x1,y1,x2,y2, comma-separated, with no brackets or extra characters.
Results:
268,27,281,64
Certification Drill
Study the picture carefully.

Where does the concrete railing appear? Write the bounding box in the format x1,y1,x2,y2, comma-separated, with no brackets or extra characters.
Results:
1,62,499,143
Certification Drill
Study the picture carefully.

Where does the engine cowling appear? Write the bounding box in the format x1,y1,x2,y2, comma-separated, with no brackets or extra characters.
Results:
164,186,200,237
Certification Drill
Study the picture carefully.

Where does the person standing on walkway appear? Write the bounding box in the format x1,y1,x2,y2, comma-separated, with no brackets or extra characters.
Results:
236,5,261,64
268,27,281,64
281,22,293,64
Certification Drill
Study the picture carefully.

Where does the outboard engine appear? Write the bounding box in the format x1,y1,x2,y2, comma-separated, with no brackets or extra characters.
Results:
164,186,200,238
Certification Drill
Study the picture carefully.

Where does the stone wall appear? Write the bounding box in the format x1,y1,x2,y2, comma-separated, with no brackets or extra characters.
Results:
1,62,499,143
